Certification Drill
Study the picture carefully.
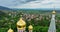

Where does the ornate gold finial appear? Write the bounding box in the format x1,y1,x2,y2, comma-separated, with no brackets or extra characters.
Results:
7,28,14,32
17,18,26,27
28,25,33,30
52,11,56,14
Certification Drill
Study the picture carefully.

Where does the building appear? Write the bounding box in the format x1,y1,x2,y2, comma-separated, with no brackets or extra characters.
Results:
48,11,56,32
7,11,56,32
7,17,33,32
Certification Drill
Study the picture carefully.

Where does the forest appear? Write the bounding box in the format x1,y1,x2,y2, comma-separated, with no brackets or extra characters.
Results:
0,10,60,32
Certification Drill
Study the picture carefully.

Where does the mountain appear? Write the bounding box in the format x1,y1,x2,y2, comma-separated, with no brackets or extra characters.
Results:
0,6,12,10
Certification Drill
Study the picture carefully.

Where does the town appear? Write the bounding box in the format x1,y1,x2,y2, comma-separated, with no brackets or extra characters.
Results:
0,10,60,32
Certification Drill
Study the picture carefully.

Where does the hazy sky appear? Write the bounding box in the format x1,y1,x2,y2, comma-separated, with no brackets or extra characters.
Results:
0,0,60,8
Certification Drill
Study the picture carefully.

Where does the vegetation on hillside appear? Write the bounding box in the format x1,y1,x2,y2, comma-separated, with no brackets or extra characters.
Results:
0,10,60,32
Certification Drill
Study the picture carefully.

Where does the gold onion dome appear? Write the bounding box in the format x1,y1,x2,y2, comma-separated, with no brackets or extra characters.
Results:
7,28,14,32
17,18,26,26
52,11,56,14
28,25,33,30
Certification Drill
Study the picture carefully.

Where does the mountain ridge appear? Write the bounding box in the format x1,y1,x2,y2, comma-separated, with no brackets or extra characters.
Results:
0,6,12,10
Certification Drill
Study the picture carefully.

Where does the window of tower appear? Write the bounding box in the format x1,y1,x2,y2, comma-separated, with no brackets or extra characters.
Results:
18,26,21,28
23,25,26,28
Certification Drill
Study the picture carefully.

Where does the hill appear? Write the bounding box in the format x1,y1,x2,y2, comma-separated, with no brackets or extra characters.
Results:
0,6,12,10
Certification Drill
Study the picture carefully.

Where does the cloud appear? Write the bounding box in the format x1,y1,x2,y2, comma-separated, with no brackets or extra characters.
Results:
0,0,60,8
0,0,37,7
14,0,60,8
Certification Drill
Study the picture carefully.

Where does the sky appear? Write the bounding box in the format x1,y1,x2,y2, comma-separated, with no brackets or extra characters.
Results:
0,0,60,9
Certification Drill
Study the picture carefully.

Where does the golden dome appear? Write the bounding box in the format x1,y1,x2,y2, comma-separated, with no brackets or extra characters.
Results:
28,25,33,30
7,28,14,32
52,11,56,14
17,18,26,26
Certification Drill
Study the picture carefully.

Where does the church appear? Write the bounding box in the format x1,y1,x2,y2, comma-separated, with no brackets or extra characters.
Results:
7,15,33,32
7,11,56,32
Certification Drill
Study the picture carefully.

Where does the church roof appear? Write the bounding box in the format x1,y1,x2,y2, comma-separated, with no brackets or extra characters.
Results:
52,11,56,14
17,18,26,26
28,25,33,30
7,28,14,32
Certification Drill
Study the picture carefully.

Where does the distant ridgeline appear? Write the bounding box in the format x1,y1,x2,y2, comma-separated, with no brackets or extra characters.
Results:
13,9,60,14
0,6,15,11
